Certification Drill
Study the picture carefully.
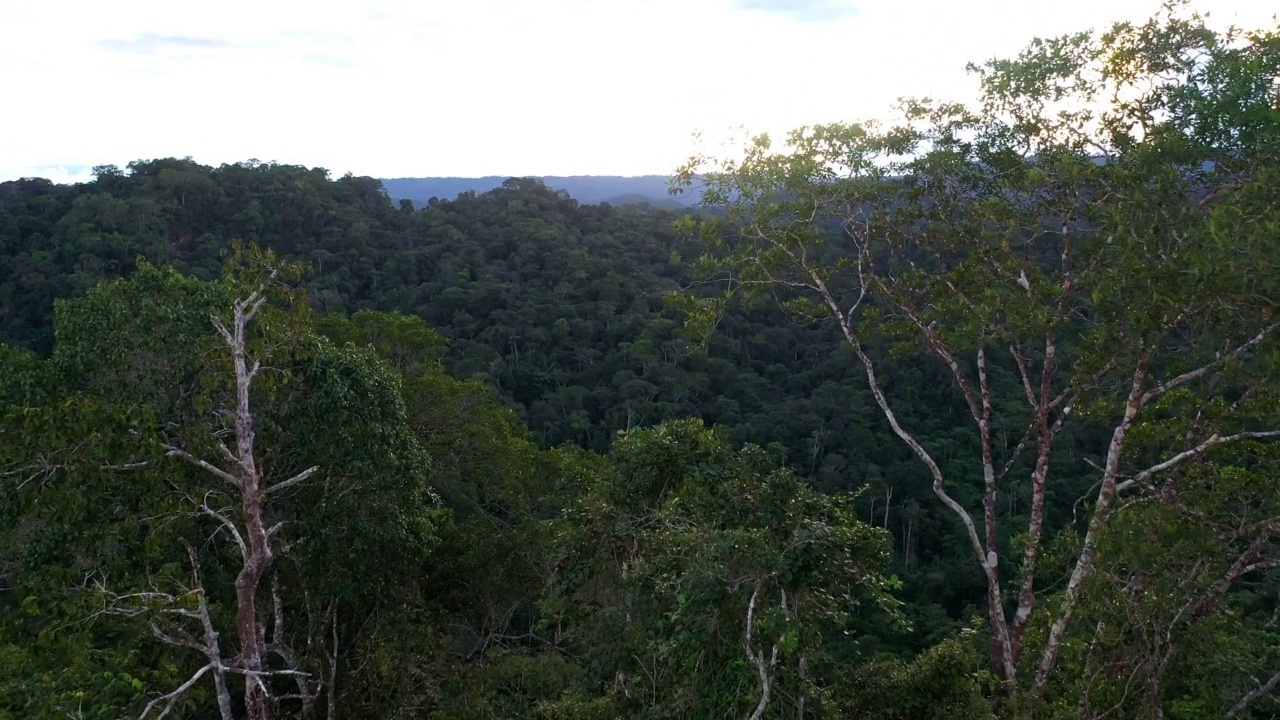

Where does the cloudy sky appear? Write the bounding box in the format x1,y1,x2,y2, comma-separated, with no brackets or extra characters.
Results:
0,0,1271,183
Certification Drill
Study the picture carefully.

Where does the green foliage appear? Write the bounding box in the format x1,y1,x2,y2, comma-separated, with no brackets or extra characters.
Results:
52,260,231,414
1045,446,1280,718
840,633,992,720
0,345,56,407
547,419,900,718
0,257,447,718
674,0,1280,711
1,6,1277,717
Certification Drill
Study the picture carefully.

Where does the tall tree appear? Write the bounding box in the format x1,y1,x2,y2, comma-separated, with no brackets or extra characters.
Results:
150,270,318,720
674,2,1280,703
1,252,439,718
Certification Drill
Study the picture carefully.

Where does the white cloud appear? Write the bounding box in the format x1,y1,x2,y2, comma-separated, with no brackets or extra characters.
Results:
0,0,1272,182
735,0,861,23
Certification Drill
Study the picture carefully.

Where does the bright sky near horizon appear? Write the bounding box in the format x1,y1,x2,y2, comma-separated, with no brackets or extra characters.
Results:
0,0,1272,184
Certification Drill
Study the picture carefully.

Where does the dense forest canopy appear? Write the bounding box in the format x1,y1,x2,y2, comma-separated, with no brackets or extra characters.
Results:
2,5,1279,719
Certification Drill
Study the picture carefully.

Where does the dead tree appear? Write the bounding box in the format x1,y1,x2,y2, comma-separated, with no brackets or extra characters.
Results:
153,286,318,720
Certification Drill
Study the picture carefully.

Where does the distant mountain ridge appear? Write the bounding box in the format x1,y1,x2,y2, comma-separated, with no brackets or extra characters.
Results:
379,175,696,208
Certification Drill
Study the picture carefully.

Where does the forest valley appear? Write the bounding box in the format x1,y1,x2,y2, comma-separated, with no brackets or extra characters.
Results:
2,6,1279,719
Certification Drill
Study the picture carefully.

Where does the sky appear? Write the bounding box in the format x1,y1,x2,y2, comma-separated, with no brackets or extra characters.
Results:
0,0,1272,184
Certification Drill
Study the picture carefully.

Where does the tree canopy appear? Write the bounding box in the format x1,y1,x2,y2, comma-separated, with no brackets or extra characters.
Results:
2,4,1279,718
675,2,1280,712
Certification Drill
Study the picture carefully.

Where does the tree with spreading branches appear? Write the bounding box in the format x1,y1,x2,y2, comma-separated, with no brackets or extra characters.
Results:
1,250,438,719
674,2,1280,705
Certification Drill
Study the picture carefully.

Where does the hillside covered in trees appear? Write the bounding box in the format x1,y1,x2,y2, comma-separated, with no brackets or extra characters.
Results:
2,7,1279,719
379,175,692,208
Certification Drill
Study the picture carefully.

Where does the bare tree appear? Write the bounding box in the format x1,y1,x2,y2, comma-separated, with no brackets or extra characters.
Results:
151,285,318,720
101,542,235,720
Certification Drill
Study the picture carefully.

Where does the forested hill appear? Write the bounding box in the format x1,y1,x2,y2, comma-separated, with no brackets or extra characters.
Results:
379,174,692,207
2,158,999,711
0,158,995,611
0,159,960,484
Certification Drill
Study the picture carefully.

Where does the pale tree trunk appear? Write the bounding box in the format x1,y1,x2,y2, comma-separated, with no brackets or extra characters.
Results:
192,544,237,720
127,542,236,720
327,609,340,720
760,222,1278,698
1006,329,1089,659
799,259,1019,688
1033,323,1279,691
793,233,1274,691
218,290,273,720
743,578,780,720
268,576,320,718
165,287,318,720
1034,356,1148,690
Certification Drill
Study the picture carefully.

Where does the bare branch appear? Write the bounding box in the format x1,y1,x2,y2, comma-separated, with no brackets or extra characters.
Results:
165,446,240,488
1116,431,1280,493
913,315,983,425
1141,324,1279,405
996,423,1035,483
835,309,986,563
241,292,268,325
198,498,248,561
845,239,870,319
227,667,314,679
108,542,235,719
267,466,319,495
266,568,320,712
1010,345,1039,410
1240,559,1280,576
976,348,1004,626
1176,533,1273,630
183,543,236,720
140,663,213,720
215,440,240,468
150,621,205,653
1050,359,1113,410
102,461,151,471
1226,666,1280,718
210,315,234,346
743,578,780,720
